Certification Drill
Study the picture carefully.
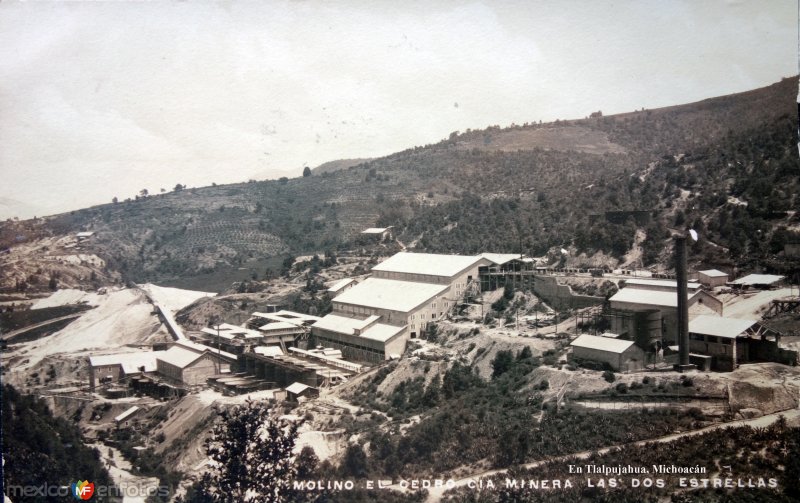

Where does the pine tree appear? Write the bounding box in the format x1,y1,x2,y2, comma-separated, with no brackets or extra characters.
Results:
196,400,301,502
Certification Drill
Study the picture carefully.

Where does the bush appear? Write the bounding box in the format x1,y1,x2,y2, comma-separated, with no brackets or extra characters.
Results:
615,382,628,394
603,370,616,383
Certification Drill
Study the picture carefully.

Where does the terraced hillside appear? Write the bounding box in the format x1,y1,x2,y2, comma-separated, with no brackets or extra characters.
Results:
1,77,797,291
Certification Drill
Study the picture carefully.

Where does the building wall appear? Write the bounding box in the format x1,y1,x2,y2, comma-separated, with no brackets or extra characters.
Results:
313,327,390,363
157,360,183,383
183,355,220,386
573,345,646,372
572,346,622,370
698,272,728,288
90,364,122,390
609,302,680,344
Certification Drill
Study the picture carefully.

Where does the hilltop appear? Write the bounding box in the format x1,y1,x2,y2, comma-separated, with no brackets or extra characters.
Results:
1,76,797,293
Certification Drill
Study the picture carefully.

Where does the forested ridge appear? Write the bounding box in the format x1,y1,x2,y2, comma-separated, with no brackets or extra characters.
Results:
1,77,796,289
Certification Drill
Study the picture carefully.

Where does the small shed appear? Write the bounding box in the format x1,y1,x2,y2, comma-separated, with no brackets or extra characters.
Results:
359,226,393,241
285,382,319,402
697,269,729,288
114,406,140,427
570,334,646,372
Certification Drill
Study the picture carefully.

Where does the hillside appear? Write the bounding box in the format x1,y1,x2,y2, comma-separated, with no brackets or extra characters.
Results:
1,77,797,292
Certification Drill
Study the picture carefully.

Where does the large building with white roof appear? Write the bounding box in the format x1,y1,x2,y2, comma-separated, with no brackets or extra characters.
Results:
607,281,722,346
312,252,495,362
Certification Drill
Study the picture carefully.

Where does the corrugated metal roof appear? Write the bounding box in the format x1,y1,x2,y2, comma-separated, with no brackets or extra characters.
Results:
360,323,405,342
175,340,237,360
327,278,356,292
332,277,448,312
371,252,485,278
157,346,206,369
480,253,522,265
571,334,637,353
254,346,284,357
258,321,303,332
699,269,728,278
313,314,378,334
286,382,312,394
312,313,405,342
689,315,756,338
624,279,701,290
732,274,784,286
114,406,139,422
89,351,158,373
610,288,700,308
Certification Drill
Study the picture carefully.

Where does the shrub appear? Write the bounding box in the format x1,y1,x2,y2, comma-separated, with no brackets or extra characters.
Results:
615,382,628,394
603,370,616,383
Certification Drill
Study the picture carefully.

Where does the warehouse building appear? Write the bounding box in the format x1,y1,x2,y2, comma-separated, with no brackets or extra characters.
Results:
156,343,234,387
570,334,647,371
312,252,493,362
607,287,722,345
688,315,796,371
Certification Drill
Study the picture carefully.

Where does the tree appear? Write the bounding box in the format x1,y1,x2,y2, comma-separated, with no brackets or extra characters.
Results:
174,183,184,192
139,188,149,198
302,166,312,177
491,350,514,378
196,400,301,502
112,196,118,204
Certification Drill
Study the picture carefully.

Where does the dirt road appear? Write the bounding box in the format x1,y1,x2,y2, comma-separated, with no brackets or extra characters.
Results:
419,407,800,502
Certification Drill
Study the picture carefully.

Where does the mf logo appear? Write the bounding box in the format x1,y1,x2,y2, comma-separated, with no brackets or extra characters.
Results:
72,480,94,500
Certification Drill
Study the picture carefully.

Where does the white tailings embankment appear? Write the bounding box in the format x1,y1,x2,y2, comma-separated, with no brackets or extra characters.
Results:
137,284,215,313
13,288,161,370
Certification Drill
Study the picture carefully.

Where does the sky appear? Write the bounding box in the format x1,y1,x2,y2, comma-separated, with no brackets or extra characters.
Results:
0,1,796,220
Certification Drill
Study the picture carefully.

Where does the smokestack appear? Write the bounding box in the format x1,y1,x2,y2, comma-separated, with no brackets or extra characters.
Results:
674,235,693,371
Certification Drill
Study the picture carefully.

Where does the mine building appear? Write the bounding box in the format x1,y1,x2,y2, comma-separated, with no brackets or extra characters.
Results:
88,351,159,391
359,226,394,241
156,343,235,387
570,334,647,371
311,252,494,362
196,323,265,355
285,382,320,402
607,283,722,346
687,315,796,371
697,269,729,288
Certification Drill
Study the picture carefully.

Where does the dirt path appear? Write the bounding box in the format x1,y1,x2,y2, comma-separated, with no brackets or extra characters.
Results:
420,408,800,502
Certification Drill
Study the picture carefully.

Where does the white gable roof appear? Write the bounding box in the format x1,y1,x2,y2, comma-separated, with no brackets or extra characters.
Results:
371,252,485,278
609,288,702,308
157,346,206,369
699,269,728,278
689,315,757,339
732,274,784,286
332,277,447,312
89,352,158,374
571,334,637,353
327,278,356,293
114,406,139,422
480,253,522,265
286,382,312,394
